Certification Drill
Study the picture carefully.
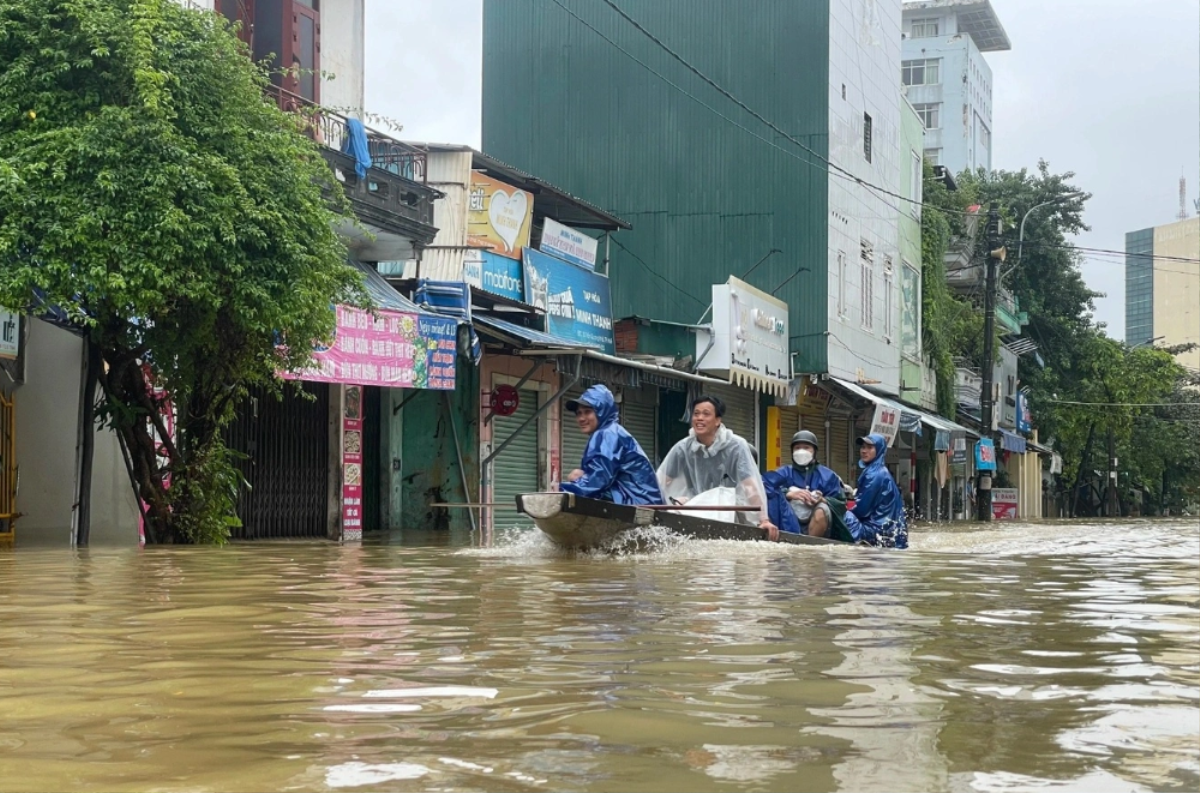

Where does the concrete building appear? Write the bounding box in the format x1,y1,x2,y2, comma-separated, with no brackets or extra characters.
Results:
901,0,1011,176
1125,216,1200,372
484,0,908,396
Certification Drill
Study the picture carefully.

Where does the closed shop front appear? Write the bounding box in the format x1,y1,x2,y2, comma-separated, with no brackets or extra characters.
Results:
559,385,589,475
826,412,855,484
709,383,757,449
491,387,540,529
621,387,658,465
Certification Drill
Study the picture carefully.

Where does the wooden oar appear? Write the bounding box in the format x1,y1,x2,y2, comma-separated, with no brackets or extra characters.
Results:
430,502,759,512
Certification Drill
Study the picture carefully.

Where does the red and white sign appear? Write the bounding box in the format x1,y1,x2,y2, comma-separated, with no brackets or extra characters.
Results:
870,403,901,445
341,385,364,542
992,488,1019,521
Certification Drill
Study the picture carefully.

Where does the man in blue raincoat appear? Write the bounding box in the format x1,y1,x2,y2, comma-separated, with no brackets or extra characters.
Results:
763,430,851,539
556,384,664,505
844,433,909,549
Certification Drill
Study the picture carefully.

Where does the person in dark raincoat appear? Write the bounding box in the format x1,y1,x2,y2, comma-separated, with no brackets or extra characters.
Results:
763,430,852,539
557,384,664,505
844,433,909,549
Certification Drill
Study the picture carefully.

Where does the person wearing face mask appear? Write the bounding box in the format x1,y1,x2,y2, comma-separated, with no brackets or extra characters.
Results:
762,430,850,538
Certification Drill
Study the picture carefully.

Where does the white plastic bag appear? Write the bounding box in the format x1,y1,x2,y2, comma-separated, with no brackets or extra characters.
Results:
669,486,739,524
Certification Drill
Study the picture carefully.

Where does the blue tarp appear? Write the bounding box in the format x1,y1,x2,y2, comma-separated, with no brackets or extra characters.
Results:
415,280,481,365
342,118,372,179
999,429,1027,454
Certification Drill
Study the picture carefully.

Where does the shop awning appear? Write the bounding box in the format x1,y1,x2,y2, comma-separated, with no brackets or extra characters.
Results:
907,407,980,439
1027,439,1054,456
473,314,592,350
828,377,923,433
999,429,1027,454
520,347,735,388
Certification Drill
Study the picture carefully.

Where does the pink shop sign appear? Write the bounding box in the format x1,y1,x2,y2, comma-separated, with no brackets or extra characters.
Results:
283,305,457,390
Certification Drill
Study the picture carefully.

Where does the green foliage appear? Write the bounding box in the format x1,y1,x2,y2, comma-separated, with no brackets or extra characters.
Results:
919,161,977,417
0,0,364,542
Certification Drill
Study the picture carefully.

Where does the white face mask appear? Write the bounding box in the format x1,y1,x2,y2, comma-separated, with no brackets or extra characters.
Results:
793,449,814,467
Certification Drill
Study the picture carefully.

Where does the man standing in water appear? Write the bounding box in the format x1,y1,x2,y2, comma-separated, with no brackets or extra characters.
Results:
557,384,663,505
656,395,779,540
845,433,909,548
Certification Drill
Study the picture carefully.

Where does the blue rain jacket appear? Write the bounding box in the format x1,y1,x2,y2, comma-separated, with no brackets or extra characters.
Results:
846,433,909,549
763,463,845,535
559,384,664,506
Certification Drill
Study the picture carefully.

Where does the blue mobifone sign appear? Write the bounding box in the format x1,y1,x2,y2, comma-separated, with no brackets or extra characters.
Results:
464,251,525,302
522,248,614,353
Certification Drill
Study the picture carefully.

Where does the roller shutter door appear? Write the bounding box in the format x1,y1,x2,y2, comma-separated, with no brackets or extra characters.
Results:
709,384,757,451
621,400,658,465
560,386,589,476
827,413,855,484
492,388,539,529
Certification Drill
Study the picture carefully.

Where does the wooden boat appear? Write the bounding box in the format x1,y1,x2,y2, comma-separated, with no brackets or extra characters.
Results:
515,492,847,551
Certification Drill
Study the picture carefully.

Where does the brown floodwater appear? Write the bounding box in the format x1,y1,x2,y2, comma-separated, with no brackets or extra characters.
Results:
0,521,1197,792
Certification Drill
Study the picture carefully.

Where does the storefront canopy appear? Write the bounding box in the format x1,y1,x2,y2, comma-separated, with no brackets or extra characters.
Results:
827,377,980,439
473,314,592,351
999,429,1027,454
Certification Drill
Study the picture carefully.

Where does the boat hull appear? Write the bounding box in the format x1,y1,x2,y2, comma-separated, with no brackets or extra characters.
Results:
516,493,846,550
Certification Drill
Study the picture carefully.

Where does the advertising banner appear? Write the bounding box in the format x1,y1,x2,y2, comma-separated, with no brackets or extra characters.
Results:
463,251,525,302
539,217,599,270
467,172,532,260
1016,390,1032,434
992,487,1019,520
870,402,901,446
342,385,364,542
950,431,968,465
0,308,18,360
285,305,457,390
975,438,997,471
522,248,614,353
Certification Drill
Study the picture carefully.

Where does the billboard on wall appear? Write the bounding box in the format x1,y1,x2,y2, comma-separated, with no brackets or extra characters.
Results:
467,172,532,260
539,218,599,270
0,308,18,360
463,251,525,302
698,276,790,397
522,248,614,353
284,305,458,390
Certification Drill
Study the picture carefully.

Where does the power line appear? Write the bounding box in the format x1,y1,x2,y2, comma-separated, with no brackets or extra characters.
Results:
1046,399,1200,407
607,235,706,310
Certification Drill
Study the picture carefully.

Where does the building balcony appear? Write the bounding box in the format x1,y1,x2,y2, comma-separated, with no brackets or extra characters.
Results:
267,86,441,261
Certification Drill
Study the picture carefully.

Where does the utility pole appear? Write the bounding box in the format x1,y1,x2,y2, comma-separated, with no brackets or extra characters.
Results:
977,203,1004,521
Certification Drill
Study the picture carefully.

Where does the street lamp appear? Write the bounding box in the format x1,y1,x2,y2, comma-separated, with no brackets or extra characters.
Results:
1129,335,1165,350
1001,191,1086,283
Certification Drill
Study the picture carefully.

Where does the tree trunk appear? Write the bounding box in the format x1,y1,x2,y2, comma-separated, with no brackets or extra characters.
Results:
1071,421,1096,519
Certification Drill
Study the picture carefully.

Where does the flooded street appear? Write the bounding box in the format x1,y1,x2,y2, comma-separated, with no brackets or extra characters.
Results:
0,522,1197,793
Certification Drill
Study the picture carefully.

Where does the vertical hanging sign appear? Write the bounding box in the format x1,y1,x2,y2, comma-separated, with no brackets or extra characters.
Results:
342,385,364,542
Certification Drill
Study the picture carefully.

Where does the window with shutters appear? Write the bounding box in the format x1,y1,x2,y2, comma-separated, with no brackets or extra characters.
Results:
863,113,873,163
860,240,874,331
248,0,321,103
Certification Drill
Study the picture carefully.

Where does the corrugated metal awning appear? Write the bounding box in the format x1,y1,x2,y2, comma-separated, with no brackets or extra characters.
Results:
473,315,591,350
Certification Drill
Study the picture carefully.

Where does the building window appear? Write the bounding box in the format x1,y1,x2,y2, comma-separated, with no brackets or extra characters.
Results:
901,260,921,358
837,250,848,318
883,256,894,341
979,121,992,157
902,58,941,87
910,150,922,217
914,102,940,130
910,17,939,38
860,240,874,331
863,113,873,163
924,148,941,166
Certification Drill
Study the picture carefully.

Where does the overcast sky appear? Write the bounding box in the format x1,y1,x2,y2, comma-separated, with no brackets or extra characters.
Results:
365,0,1200,339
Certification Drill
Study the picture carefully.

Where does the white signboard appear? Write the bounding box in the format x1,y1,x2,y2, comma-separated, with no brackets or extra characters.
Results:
539,218,599,270
697,276,790,397
870,402,901,445
0,308,18,360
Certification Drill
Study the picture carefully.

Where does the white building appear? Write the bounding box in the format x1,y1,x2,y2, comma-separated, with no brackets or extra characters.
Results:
901,0,1011,175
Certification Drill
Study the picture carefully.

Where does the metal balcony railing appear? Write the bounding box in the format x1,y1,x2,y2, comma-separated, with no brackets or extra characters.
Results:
265,85,428,183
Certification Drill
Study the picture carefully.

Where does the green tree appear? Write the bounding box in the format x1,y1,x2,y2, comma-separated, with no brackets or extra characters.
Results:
920,160,977,417
0,0,363,543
